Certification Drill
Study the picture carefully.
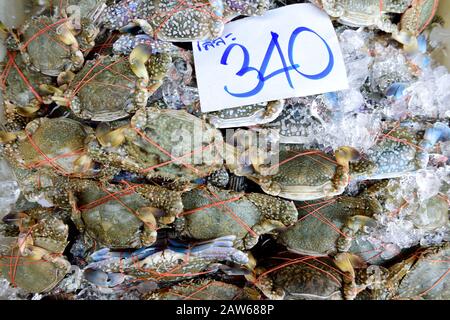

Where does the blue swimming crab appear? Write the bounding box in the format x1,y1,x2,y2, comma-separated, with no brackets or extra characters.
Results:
227,134,360,201
247,254,363,300
0,53,53,121
147,278,260,300
0,208,71,293
310,0,412,33
276,196,400,265
2,0,104,78
51,50,172,121
350,121,450,180
175,185,298,250
357,242,450,299
102,0,269,42
82,236,249,288
0,117,97,177
206,100,285,129
87,107,224,185
69,180,184,249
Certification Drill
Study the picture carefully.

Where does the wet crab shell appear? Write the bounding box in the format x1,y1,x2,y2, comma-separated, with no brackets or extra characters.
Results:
3,117,94,176
277,196,396,265
254,258,345,300
0,247,71,293
394,243,450,299
16,16,84,76
147,279,261,300
244,149,349,201
61,54,170,121
0,54,53,111
71,181,162,249
177,186,297,249
88,107,224,182
102,0,269,42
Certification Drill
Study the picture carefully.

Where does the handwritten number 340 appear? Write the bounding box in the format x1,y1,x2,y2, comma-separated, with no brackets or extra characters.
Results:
220,27,334,98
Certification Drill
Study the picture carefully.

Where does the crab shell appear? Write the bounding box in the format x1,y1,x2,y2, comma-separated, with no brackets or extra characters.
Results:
253,258,345,300
243,149,351,201
0,208,71,293
102,0,269,42
393,243,450,299
400,0,439,36
88,107,224,183
277,196,392,264
311,0,412,32
70,181,164,249
0,54,53,115
2,117,95,176
176,185,298,249
349,125,426,180
147,279,261,300
58,54,171,121
15,16,84,77
206,100,284,129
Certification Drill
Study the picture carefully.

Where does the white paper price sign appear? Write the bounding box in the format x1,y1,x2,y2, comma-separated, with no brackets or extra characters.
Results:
192,3,348,112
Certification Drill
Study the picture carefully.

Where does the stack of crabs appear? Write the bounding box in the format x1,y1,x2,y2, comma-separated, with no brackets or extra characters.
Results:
0,0,449,300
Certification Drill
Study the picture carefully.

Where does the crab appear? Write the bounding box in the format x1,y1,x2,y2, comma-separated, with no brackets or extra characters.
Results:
363,179,449,232
227,137,360,201
357,242,450,299
0,207,71,293
262,98,326,144
0,53,54,123
51,50,172,121
82,235,249,288
87,107,225,185
3,14,84,77
0,117,97,177
174,184,298,250
393,0,440,50
310,0,412,33
147,278,261,300
102,0,269,42
112,33,184,57
247,253,363,300
205,100,285,129
69,180,184,249
350,121,450,180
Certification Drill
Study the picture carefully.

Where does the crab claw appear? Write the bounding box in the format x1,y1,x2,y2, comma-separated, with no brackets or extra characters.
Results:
136,207,159,230
2,212,27,225
420,122,450,150
130,44,152,81
57,71,76,86
392,30,419,53
0,130,18,144
56,23,79,49
0,20,9,39
385,82,408,99
84,268,125,287
335,146,360,166
73,154,95,174
95,123,127,148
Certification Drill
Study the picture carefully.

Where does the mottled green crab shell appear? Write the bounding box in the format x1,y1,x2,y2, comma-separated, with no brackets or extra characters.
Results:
278,196,379,258
268,260,343,300
20,16,76,76
1,55,53,108
16,117,91,173
73,182,153,249
350,127,420,180
180,188,262,241
395,243,450,299
258,150,341,200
